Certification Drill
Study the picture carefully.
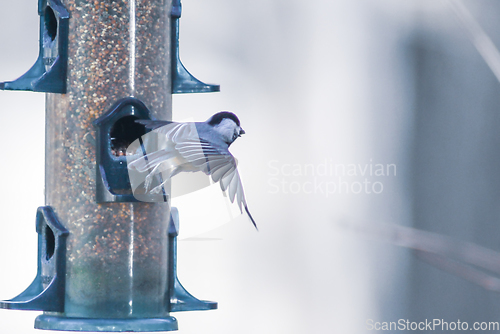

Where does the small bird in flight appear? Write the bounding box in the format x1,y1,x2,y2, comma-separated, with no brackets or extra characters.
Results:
127,112,257,230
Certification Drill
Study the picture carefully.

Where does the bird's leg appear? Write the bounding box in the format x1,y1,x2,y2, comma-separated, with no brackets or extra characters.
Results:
150,175,172,194
144,163,164,191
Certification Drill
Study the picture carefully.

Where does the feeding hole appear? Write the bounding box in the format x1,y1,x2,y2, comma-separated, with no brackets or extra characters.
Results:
45,225,55,261
110,116,146,157
44,6,58,42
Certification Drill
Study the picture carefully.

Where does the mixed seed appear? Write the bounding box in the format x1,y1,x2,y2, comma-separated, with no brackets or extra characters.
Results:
44,0,173,317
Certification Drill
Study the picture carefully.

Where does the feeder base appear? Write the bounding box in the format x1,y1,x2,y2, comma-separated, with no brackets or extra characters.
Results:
35,314,178,332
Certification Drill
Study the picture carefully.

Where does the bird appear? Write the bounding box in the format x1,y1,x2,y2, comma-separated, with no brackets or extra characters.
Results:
126,111,257,230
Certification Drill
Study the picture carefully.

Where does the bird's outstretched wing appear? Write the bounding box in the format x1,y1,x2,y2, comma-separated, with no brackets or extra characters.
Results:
127,121,257,229
173,135,258,230
127,121,184,174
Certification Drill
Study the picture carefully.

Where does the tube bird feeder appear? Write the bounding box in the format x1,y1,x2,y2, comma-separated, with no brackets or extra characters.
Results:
0,0,218,331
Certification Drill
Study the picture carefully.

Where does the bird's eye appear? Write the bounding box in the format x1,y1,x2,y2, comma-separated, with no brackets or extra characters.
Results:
232,133,238,141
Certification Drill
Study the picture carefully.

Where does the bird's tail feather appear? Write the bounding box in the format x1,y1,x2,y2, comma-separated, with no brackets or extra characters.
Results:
245,206,258,231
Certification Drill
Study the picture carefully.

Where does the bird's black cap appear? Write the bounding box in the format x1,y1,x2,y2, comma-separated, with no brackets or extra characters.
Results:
208,111,240,127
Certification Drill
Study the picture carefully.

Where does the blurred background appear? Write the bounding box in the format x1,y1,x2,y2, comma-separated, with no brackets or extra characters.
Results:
2,0,500,332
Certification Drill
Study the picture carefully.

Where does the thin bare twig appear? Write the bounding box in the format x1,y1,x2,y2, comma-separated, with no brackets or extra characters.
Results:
337,220,500,292
415,250,500,292
447,0,500,83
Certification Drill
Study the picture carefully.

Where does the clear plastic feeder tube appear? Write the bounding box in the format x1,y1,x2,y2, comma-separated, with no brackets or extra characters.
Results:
44,0,173,320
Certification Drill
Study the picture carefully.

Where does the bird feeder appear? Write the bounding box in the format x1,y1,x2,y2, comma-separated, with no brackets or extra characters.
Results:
0,0,218,331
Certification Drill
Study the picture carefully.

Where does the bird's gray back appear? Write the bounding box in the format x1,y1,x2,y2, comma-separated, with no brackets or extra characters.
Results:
195,122,231,154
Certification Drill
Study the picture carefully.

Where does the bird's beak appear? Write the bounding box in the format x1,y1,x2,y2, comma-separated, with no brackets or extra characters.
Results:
239,128,246,136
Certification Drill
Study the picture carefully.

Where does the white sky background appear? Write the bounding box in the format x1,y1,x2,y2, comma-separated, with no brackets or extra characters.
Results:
0,0,485,333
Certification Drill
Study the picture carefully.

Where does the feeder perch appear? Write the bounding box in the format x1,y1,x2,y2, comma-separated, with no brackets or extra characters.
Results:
0,206,68,312
167,208,217,312
0,0,68,93
171,0,220,94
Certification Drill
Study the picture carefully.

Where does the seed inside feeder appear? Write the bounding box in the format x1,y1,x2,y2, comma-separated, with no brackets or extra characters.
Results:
110,115,146,157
